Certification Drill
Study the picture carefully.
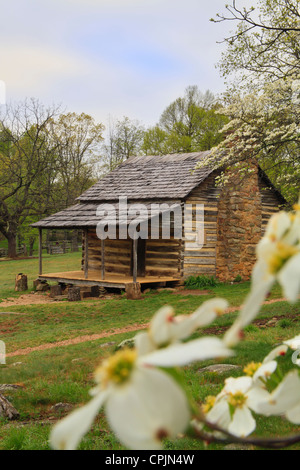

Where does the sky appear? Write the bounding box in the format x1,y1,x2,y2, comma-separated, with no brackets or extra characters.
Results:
0,0,235,129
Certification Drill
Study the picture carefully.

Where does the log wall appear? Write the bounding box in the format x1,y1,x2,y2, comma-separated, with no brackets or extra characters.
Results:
145,237,182,278
259,178,284,234
183,172,220,279
83,229,132,277
82,228,181,279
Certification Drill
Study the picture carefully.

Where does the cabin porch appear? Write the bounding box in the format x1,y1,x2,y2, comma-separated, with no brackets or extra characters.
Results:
36,226,182,294
37,270,180,289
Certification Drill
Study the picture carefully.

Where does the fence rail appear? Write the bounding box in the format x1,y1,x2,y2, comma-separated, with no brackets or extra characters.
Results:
47,241,82,255
0,246,27,258
0,240,82,258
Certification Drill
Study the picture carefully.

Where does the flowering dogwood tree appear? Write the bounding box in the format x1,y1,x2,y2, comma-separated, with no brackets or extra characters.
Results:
196,76,300,204
49,201,300,450
202,0,300,204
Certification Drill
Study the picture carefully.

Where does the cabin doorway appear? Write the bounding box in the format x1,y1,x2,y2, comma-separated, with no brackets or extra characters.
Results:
130,238,146,277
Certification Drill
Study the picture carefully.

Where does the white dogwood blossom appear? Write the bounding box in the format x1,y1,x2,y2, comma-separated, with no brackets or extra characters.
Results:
255,370,300,424
50,305,233,451
50,348,190,450
196,77,300,202
225,205,300,346
262,344,288,364
135,299,228,356
203,376,270,437
284,334,300,351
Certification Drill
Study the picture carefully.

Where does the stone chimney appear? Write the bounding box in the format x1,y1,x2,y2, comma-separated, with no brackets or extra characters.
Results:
216,163,262,282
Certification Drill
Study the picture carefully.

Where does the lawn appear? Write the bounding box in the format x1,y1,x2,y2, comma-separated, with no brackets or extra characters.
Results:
0,253,299,450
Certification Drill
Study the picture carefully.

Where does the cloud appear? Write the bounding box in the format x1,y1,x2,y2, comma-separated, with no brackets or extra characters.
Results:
0,0,230,126
0,45,82,94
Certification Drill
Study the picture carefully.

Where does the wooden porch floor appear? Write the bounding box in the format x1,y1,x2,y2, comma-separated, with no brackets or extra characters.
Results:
38,270,180,288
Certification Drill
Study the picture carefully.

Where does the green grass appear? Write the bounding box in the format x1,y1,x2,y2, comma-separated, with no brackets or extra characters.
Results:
0,251,82,300
0,253,299,450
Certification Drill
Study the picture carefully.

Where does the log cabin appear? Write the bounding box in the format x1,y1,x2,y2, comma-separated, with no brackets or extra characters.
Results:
32,152,286,295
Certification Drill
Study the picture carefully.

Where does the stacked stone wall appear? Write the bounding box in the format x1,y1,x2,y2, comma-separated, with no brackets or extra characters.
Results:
216,165,262,282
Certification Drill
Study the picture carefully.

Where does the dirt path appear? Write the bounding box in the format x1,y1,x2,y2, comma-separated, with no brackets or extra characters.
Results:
5,296,293,358
6,323,150,358
0,293,56,308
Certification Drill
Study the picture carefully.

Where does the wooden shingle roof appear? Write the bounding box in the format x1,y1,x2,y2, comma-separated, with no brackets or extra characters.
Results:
32,201,181,229
78,152,212,202
32,152,214,228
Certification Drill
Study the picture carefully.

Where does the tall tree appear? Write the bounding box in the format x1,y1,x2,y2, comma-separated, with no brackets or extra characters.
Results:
202,0,300,203
143,86,228,155
0,99,60,257
0,104,105,257
50,112,104,208
199,79,300,203
213,0,300,85
101,116,145,172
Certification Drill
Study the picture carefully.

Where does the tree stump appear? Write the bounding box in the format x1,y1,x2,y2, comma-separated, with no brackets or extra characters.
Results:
0,393,19,420
68,287,81,302
15,273,28,292
125,282,142,300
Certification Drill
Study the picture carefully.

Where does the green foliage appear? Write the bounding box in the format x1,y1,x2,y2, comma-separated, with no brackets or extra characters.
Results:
278,318,293,329
214,0,300,85
142,86,228,155
101,116,145,172
209,0,300,204
0,102,104,257
184,275,220,289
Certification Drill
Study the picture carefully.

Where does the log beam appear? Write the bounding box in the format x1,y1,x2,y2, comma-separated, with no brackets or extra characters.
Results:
133,238,138,283
38,228,42,276
101,239,105,280
84,229,89,279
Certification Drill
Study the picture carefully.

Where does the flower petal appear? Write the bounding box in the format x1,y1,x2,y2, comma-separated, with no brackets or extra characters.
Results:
277,253,300,303
284,334,300,350
134,331,155,356
246,386,271,414
263,345,288,363
286,403,300,424
50,391,108,450
105,367,190,450
149,306,175,346
228,406,256,437
222,376,253,395
257,370,300,416
140,337,233,367
192,298,229,328
239,271,274,328
253,361,277,383
206,398,231,430
224,271,273,347
263,211,292,243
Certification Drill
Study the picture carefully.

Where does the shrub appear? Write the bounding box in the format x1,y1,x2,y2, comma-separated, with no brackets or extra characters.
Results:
184,275,220,289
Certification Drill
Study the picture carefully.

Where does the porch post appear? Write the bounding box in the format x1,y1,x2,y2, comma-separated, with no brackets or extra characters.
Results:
38,228,42,276
133,237,138,283
84,229,89,279
101,239,105,280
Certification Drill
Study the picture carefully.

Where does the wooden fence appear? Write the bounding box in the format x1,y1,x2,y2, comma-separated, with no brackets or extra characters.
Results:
0,246,27,258
47,241,82,255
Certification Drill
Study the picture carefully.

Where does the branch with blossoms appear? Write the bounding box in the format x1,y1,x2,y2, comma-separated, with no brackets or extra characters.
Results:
50,201,300,451
194,76,300,204
193,419,300,449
